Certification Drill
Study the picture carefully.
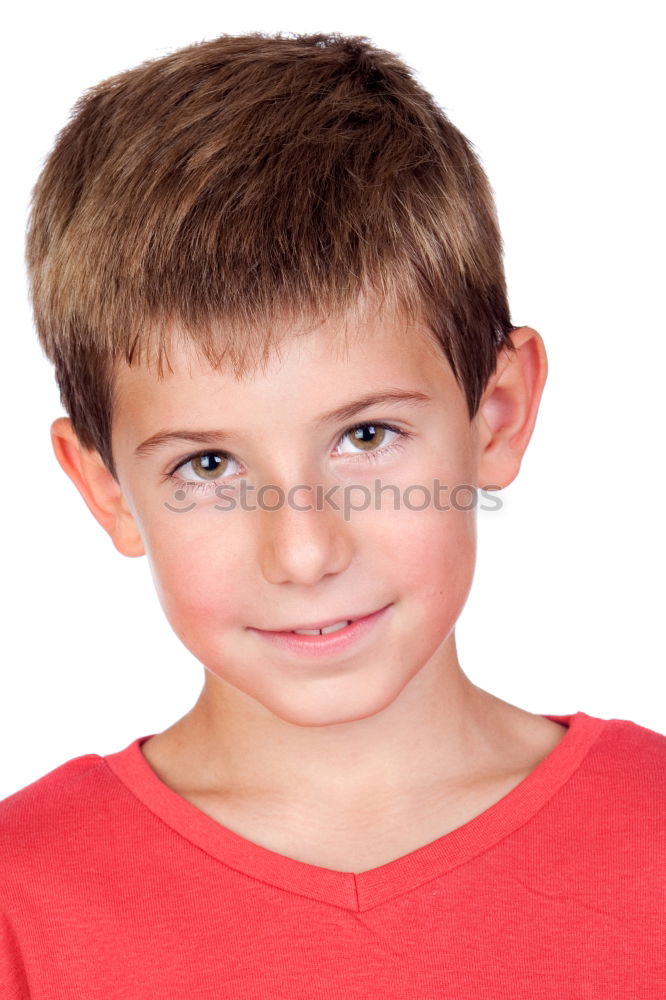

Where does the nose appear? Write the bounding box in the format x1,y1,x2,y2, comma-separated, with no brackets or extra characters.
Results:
256,481,354,586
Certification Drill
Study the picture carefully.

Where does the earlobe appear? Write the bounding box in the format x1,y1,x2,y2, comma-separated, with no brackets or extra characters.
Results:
475,327,548,490
50,417,145,558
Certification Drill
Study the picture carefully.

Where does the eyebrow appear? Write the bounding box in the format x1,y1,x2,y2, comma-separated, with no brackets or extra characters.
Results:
134,389,431,458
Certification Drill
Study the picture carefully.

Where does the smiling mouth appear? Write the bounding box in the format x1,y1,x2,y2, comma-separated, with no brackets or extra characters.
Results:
248,604,392,655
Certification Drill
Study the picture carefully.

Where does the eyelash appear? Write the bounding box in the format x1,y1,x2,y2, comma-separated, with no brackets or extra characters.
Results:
164,421,412,493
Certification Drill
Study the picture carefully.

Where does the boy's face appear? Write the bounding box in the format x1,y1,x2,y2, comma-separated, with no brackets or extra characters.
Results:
107,305,490,728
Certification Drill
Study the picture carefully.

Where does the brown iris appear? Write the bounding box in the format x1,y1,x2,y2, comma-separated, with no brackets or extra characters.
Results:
349,425,386,451
190,453,228,479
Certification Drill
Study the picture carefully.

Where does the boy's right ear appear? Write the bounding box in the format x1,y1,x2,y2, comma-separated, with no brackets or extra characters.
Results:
50,417,145,558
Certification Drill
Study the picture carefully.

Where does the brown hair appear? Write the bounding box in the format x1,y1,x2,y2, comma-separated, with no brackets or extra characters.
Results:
26,31,517,480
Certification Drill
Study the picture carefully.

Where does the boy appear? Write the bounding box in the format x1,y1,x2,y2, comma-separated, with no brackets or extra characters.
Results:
2,30,664,998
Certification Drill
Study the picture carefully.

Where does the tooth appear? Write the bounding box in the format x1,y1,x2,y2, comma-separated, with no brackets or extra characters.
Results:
321,620,350,634
292,620,350,636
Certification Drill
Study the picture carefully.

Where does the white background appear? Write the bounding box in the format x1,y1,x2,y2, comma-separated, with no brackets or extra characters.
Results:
1,0,664,798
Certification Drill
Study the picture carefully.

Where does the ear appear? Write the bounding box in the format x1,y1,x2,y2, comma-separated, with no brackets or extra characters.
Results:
50,417,145,558
475,326,548,490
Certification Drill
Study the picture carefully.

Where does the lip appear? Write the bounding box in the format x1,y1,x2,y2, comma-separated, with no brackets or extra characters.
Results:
248,604,392,657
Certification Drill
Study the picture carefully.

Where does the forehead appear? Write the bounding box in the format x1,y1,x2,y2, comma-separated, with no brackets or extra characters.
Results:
113,305,455,414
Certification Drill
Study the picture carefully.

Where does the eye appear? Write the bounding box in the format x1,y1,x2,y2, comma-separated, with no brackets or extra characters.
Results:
169,451,238,485
336,422,405,457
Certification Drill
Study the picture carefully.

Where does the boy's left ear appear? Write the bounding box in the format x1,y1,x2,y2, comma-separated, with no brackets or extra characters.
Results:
475,326,548,490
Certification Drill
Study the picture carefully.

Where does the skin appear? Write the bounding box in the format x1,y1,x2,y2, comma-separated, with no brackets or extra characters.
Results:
51,301,566,872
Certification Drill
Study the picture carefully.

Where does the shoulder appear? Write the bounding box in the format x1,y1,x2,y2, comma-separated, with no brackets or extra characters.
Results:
590,715,666,780
0,753,111,894
578,714,666,832
0,752,107,825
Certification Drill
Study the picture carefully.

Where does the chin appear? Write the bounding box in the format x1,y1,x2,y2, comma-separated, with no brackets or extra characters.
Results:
259,676,410,730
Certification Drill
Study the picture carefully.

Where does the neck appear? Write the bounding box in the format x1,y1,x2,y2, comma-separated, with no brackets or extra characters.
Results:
148,637,534,811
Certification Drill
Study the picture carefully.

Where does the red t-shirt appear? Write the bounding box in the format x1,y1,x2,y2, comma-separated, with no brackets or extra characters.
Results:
1,711,664,998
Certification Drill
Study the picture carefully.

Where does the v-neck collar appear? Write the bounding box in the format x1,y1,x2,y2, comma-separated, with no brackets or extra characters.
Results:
103,711,608,911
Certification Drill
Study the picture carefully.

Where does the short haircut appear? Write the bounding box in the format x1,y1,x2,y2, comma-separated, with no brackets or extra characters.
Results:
26,32,517,480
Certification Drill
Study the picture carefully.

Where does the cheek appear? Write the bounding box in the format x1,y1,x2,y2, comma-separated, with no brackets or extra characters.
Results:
397,436,479,595
140,508,249,637
399,505,477,599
